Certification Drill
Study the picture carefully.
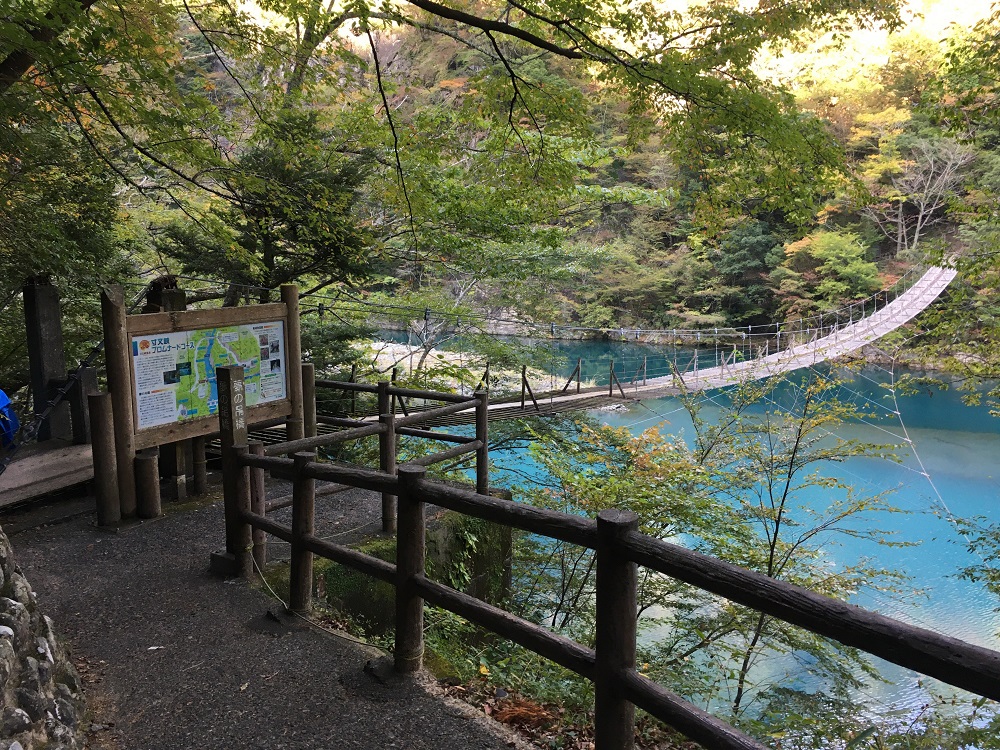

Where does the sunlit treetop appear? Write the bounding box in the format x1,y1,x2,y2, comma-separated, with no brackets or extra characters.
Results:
0,0,912,227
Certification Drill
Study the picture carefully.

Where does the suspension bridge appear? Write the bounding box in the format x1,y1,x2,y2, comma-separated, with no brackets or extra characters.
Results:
0,264,957,502
461,263,957,421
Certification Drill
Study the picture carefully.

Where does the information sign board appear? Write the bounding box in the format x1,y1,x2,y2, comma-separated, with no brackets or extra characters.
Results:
130,321,287,431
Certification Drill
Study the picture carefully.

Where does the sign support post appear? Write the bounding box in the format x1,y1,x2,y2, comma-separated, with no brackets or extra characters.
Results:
101,285,137,518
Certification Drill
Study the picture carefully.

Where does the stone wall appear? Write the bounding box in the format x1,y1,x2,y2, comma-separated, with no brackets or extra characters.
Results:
0,527,84,750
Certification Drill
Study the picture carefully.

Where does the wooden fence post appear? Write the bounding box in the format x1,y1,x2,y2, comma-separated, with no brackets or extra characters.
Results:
349,364,357,416
595,509,639,750
281,284,305,442
24,279,72,442
378,381,397,533
149,286,189,501
89,392,120,527
289,451,316,613
100,285,137,518
249,441,267,572
395,464,426,674
135,448,161,519
476,389,489,496
379,412,397,534
69,366,98,445
608,360,614,397
213,366,251,578
192,436,208,495
303,362,317,439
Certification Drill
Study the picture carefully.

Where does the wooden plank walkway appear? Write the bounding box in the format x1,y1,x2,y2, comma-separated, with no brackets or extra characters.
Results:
0,441,94,507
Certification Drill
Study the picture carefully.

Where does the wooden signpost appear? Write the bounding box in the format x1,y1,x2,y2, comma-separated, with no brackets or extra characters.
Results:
97,284,304,524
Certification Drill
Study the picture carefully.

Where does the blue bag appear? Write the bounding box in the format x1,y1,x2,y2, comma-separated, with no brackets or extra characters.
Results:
0,389,19,449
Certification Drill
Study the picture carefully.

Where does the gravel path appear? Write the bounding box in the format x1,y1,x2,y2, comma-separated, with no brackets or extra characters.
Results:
3,486,524,750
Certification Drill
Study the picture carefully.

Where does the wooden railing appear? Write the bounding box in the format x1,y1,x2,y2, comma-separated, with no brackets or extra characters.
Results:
245,373,487,534
214,366,1000,750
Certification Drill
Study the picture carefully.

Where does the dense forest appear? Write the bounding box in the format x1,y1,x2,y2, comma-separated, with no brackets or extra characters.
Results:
3,0,1000,747
3,0,1000,391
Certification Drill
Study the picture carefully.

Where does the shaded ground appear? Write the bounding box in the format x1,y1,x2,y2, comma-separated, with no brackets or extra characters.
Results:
2,485,526,750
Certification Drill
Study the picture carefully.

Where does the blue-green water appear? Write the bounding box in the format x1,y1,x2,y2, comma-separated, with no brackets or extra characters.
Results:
383,333,1000,710
593,372,1000,713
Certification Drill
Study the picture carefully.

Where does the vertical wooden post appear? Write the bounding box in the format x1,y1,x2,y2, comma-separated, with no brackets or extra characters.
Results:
595,509,639,750
475,389,489,496
289,451,316,613
281,284,304,442
608,360,614,397
390,367,408,416
249,441,267,572
70,367,98,445
23,279,72,442
377,381,391,420
89,393,120,527
521,365,527,410
135,448,161,519
216,366,251,578
377,381,397,533
576,358,582,393
302,362,316,439
642,357,647,387
100,285,137,518
152,287,188,500
192,436,208,495
349,364,357,417
395,464,426,674
379,412,398,534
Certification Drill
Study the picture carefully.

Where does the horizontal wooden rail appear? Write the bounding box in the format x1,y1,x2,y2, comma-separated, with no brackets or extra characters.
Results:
315,379,379,394
301,532,396,584
241,511,396,584
413,575,596,679
389,386,472,403
264,421,385,455
316,415,368,428
618,671,765,750
315,379,471,404
412,440,482,467
301,460,398,495
243,453,293,472
275,401,476,457
416,479,597,548
395,426,475,444
395,399,477,427
623,532,1000,701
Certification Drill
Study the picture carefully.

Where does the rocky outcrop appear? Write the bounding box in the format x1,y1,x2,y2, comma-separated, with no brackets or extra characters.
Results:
0,527,84,750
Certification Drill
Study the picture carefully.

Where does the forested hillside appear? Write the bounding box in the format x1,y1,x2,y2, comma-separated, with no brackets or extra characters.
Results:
3,0,999,396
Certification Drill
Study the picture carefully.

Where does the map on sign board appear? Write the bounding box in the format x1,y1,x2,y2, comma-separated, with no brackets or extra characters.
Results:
131,321,287,430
